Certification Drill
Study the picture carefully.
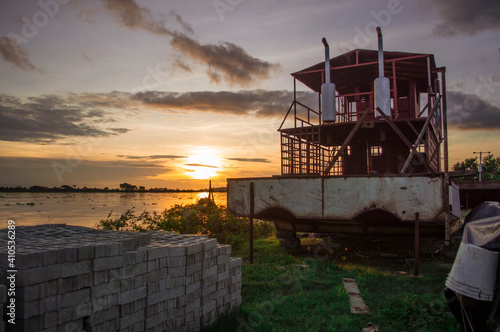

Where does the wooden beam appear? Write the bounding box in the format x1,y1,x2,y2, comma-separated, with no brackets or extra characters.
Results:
377,109,436,175
323,108,370,175
401,95,441,173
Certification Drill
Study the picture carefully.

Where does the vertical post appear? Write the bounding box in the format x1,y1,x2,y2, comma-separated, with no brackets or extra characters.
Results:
414,212,420,277
440,67,451,244
249,182,254,264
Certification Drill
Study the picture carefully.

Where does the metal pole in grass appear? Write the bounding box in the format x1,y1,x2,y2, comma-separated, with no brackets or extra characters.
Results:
414,212,420,276
250,182,254,264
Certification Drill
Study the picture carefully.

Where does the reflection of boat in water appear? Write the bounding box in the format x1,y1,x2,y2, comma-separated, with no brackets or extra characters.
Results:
228,27,461,246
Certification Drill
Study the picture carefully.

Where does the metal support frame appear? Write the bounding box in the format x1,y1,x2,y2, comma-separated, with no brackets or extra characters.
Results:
401,95,441,173
377,108,436,175
323,108,371,176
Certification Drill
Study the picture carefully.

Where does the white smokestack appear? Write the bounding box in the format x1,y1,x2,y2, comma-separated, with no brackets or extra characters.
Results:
374,27,391,117
321,37,336,123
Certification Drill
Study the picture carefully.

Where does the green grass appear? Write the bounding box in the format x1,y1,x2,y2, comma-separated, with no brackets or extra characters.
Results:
204,237,460,332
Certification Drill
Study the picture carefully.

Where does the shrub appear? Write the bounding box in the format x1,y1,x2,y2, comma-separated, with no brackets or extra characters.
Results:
95,198,275,249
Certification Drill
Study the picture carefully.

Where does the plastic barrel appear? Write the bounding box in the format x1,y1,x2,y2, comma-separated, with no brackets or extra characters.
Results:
446,242,499,301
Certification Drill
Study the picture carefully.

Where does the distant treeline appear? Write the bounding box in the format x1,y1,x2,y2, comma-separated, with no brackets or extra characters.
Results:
0,185,227,193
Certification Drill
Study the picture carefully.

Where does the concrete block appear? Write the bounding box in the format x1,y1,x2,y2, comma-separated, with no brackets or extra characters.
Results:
120,308,144,329
61,260,92,278
202,265,217,279
230,257,243,269
186,281,200,295
231,273,242,283
187,252,202,265
42,311,58,329
89,306,119,325
167,265,185,278
217,254,230,265
121,262,147,279
40,294,61,314
168,256,186,267
61,288,90,308
202,239,217,252
95,243,123,258
147,246,169,260
19,299,40,319
145,268,167,283
93,270,108,285
93,255,123,271
146,289,168,306
40,279,59,298
17,284,40,302
42,249,66,265
120,285,146,305
16,252,43,269
147,259,159,272
78,246,94,261
186,261,201,275
167,245,185,257
145,311,166,330
185,243,202,256
17,264,62,286
217,270,230,283
167,286,186,300
57,306,75,325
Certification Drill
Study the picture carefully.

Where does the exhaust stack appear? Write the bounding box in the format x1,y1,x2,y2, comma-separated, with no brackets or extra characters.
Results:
374,27,391,117
321,37,336,123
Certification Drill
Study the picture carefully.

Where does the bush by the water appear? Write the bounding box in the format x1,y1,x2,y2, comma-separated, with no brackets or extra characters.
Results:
95,198,274,249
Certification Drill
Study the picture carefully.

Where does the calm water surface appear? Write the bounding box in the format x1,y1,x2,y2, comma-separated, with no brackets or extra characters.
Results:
0,192,227,228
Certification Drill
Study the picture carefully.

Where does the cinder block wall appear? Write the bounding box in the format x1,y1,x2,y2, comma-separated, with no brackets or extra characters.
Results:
0,225,242,332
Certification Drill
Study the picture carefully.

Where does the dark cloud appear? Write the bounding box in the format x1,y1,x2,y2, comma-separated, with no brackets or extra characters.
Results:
170,10,194,35
99,0,172,36
97,0,278,87
0,35,41,72
134,90,314,117
227,158,271,163
430,0,500,37
0,94,131,144
0,156,167,187
447,91,500,130
169,32,280,87
118,154,188,160
0,89,316,144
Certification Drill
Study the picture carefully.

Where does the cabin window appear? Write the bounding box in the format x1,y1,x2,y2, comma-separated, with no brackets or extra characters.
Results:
417,143,426,153
370,145,383,157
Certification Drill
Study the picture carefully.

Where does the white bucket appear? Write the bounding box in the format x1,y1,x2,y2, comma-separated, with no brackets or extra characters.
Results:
446,242,499,301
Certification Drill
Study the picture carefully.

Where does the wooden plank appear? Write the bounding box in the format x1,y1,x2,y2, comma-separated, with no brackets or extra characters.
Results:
342,278,371,315
323,108,371,175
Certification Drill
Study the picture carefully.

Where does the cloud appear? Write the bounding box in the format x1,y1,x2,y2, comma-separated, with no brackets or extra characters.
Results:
99,0,172,36
0,156,167,187
170,10,194,35
227,158,271,163
169,32,280,87
118,154,187,160
0,89,316,144
430,0,500,37
96,0,278,87
447,90,500,130
0,35,41,72
184,163,218,168
0,94,131,144
134,90,314,117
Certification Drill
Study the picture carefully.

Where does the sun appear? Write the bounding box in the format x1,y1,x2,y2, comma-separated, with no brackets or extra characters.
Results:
184,148,222,179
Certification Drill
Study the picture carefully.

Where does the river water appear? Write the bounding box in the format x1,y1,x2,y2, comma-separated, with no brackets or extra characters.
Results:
0,192,227,228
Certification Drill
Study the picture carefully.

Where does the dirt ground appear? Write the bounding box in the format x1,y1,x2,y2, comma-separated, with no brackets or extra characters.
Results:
291,232,461,274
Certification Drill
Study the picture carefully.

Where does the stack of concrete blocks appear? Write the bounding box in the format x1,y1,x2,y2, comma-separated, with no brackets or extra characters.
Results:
0,225,242,332
0,284,6,332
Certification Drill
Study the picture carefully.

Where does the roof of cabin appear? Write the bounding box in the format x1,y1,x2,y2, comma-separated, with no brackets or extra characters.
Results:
291,49,438,95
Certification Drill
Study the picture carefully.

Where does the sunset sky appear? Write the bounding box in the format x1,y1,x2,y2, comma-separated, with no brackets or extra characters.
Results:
1,0,499,190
